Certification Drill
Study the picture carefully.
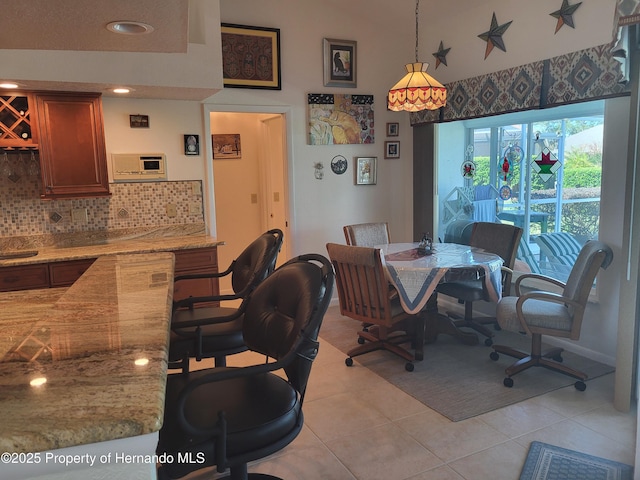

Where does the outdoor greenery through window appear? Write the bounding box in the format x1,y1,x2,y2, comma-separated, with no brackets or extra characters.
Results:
439,101,604,282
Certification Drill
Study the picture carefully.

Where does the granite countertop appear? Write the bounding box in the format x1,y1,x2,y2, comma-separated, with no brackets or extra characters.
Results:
0,229,223,266
0,252,175,453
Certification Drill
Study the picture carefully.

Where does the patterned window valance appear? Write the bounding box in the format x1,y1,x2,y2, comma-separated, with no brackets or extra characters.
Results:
410,44,630,126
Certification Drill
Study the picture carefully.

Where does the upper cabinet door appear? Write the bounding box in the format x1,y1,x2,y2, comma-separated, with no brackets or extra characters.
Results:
36,93,110,199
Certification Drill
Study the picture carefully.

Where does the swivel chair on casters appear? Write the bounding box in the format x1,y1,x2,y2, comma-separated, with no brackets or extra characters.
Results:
490,240,613,391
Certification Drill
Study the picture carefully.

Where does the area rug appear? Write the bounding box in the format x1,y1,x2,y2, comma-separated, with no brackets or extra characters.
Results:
520,441,633,480
319,306,615,422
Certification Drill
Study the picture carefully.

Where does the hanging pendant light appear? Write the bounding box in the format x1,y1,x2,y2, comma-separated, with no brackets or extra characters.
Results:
387,0,447,112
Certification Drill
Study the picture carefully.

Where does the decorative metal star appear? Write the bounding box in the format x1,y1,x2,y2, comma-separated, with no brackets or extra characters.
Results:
550,0,582,34
478,12,513,60
432,41,451,69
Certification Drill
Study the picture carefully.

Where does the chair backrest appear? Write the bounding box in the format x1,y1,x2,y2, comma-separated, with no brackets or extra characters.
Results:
326,242,396,327
241,253,333,395
343,222,390,247
443,219,474,245
564,240,613,307
231,228,283,295
469,222,523,295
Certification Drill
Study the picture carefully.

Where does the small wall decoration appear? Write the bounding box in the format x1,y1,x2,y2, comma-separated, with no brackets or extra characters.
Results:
184,135,199,155
550,0,582,33
221,23,281,90
478,12,513,59
461,160,476,178
212,134,242,159
433,41,451,68
129,114,149,128
313,162,324,180
384,141,400,159
355,157,377,185
386,122,399,136
330,155,348,175
308,93,374,145
323,38,357,88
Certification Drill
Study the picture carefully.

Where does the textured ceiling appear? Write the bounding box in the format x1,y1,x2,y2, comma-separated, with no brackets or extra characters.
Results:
0,0,188,53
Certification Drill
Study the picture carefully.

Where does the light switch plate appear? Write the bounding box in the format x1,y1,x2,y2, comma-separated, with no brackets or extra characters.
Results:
166,203,177,218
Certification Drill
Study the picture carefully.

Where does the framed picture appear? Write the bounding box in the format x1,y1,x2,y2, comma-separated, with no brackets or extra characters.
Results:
129,114,149,128
221,24,281,90
184,134,199,155
323,38,357,88
212,134,242,159
386,122,399,137
354,157,377,185
384,141,400,159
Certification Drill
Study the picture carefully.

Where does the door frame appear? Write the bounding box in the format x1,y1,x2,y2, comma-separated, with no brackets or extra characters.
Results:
202,104,294,258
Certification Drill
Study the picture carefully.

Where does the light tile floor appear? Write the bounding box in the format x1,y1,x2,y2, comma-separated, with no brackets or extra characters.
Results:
182,306,636,480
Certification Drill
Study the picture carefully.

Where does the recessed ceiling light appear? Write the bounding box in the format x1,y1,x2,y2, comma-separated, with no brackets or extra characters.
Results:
0,82,19,89
113,88,131,94
106,21,154,35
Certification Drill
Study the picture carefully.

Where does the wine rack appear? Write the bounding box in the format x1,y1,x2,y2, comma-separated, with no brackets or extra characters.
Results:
0,94,38,149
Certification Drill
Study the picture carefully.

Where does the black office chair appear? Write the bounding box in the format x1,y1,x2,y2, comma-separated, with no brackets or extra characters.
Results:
169,229,283,372
436,222,523,346
156,253,334,480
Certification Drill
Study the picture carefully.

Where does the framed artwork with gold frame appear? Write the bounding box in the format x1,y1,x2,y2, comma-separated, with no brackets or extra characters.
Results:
221,23,281,90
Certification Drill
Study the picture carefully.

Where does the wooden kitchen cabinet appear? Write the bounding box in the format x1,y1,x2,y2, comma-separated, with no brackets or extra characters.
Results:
35,92,110,199
0,92,39,149
0,247,220,302
173,247,220,306
0,264,49,292
49,258,96,287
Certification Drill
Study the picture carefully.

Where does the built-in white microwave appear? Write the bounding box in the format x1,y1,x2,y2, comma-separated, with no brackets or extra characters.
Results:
111,153,167,181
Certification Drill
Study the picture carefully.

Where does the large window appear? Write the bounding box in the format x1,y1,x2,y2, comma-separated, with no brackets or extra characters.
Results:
437,101,604,281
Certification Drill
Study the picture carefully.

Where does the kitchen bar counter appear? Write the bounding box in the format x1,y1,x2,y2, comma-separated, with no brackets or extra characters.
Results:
0,233,223,266
0,252,174,460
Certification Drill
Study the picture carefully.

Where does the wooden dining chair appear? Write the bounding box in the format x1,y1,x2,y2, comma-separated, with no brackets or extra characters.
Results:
326,242,424,371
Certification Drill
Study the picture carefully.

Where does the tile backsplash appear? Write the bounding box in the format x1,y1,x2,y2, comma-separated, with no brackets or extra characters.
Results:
0,174,204,238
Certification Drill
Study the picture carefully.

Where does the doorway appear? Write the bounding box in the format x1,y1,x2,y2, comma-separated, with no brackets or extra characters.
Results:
209,110,291,296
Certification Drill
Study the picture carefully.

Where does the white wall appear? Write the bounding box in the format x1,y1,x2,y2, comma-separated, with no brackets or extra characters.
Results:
210,0,418,257
102,97,207,182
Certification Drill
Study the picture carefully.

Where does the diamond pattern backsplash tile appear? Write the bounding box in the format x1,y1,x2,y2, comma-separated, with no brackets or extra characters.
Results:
0,174,204,238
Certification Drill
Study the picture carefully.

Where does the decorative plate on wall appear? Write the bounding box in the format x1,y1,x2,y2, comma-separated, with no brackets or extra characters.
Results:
331,155,348,174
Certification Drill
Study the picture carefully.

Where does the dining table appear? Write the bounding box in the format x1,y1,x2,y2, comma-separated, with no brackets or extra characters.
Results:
379,242,504,345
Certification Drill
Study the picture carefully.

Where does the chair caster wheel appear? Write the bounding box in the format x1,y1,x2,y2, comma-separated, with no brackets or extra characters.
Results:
503,377,514,388
489,351,499,361
357,337,365,344
345,357,353,367
484,338,493,347
575,381,586,391
405,362,414,372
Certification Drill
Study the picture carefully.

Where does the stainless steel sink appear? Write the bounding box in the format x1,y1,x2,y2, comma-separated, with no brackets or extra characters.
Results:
0,250,39,260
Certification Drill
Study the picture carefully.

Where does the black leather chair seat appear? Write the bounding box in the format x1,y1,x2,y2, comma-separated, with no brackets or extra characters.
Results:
436,279,485,303
158,369,302,480
169,307,246,366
